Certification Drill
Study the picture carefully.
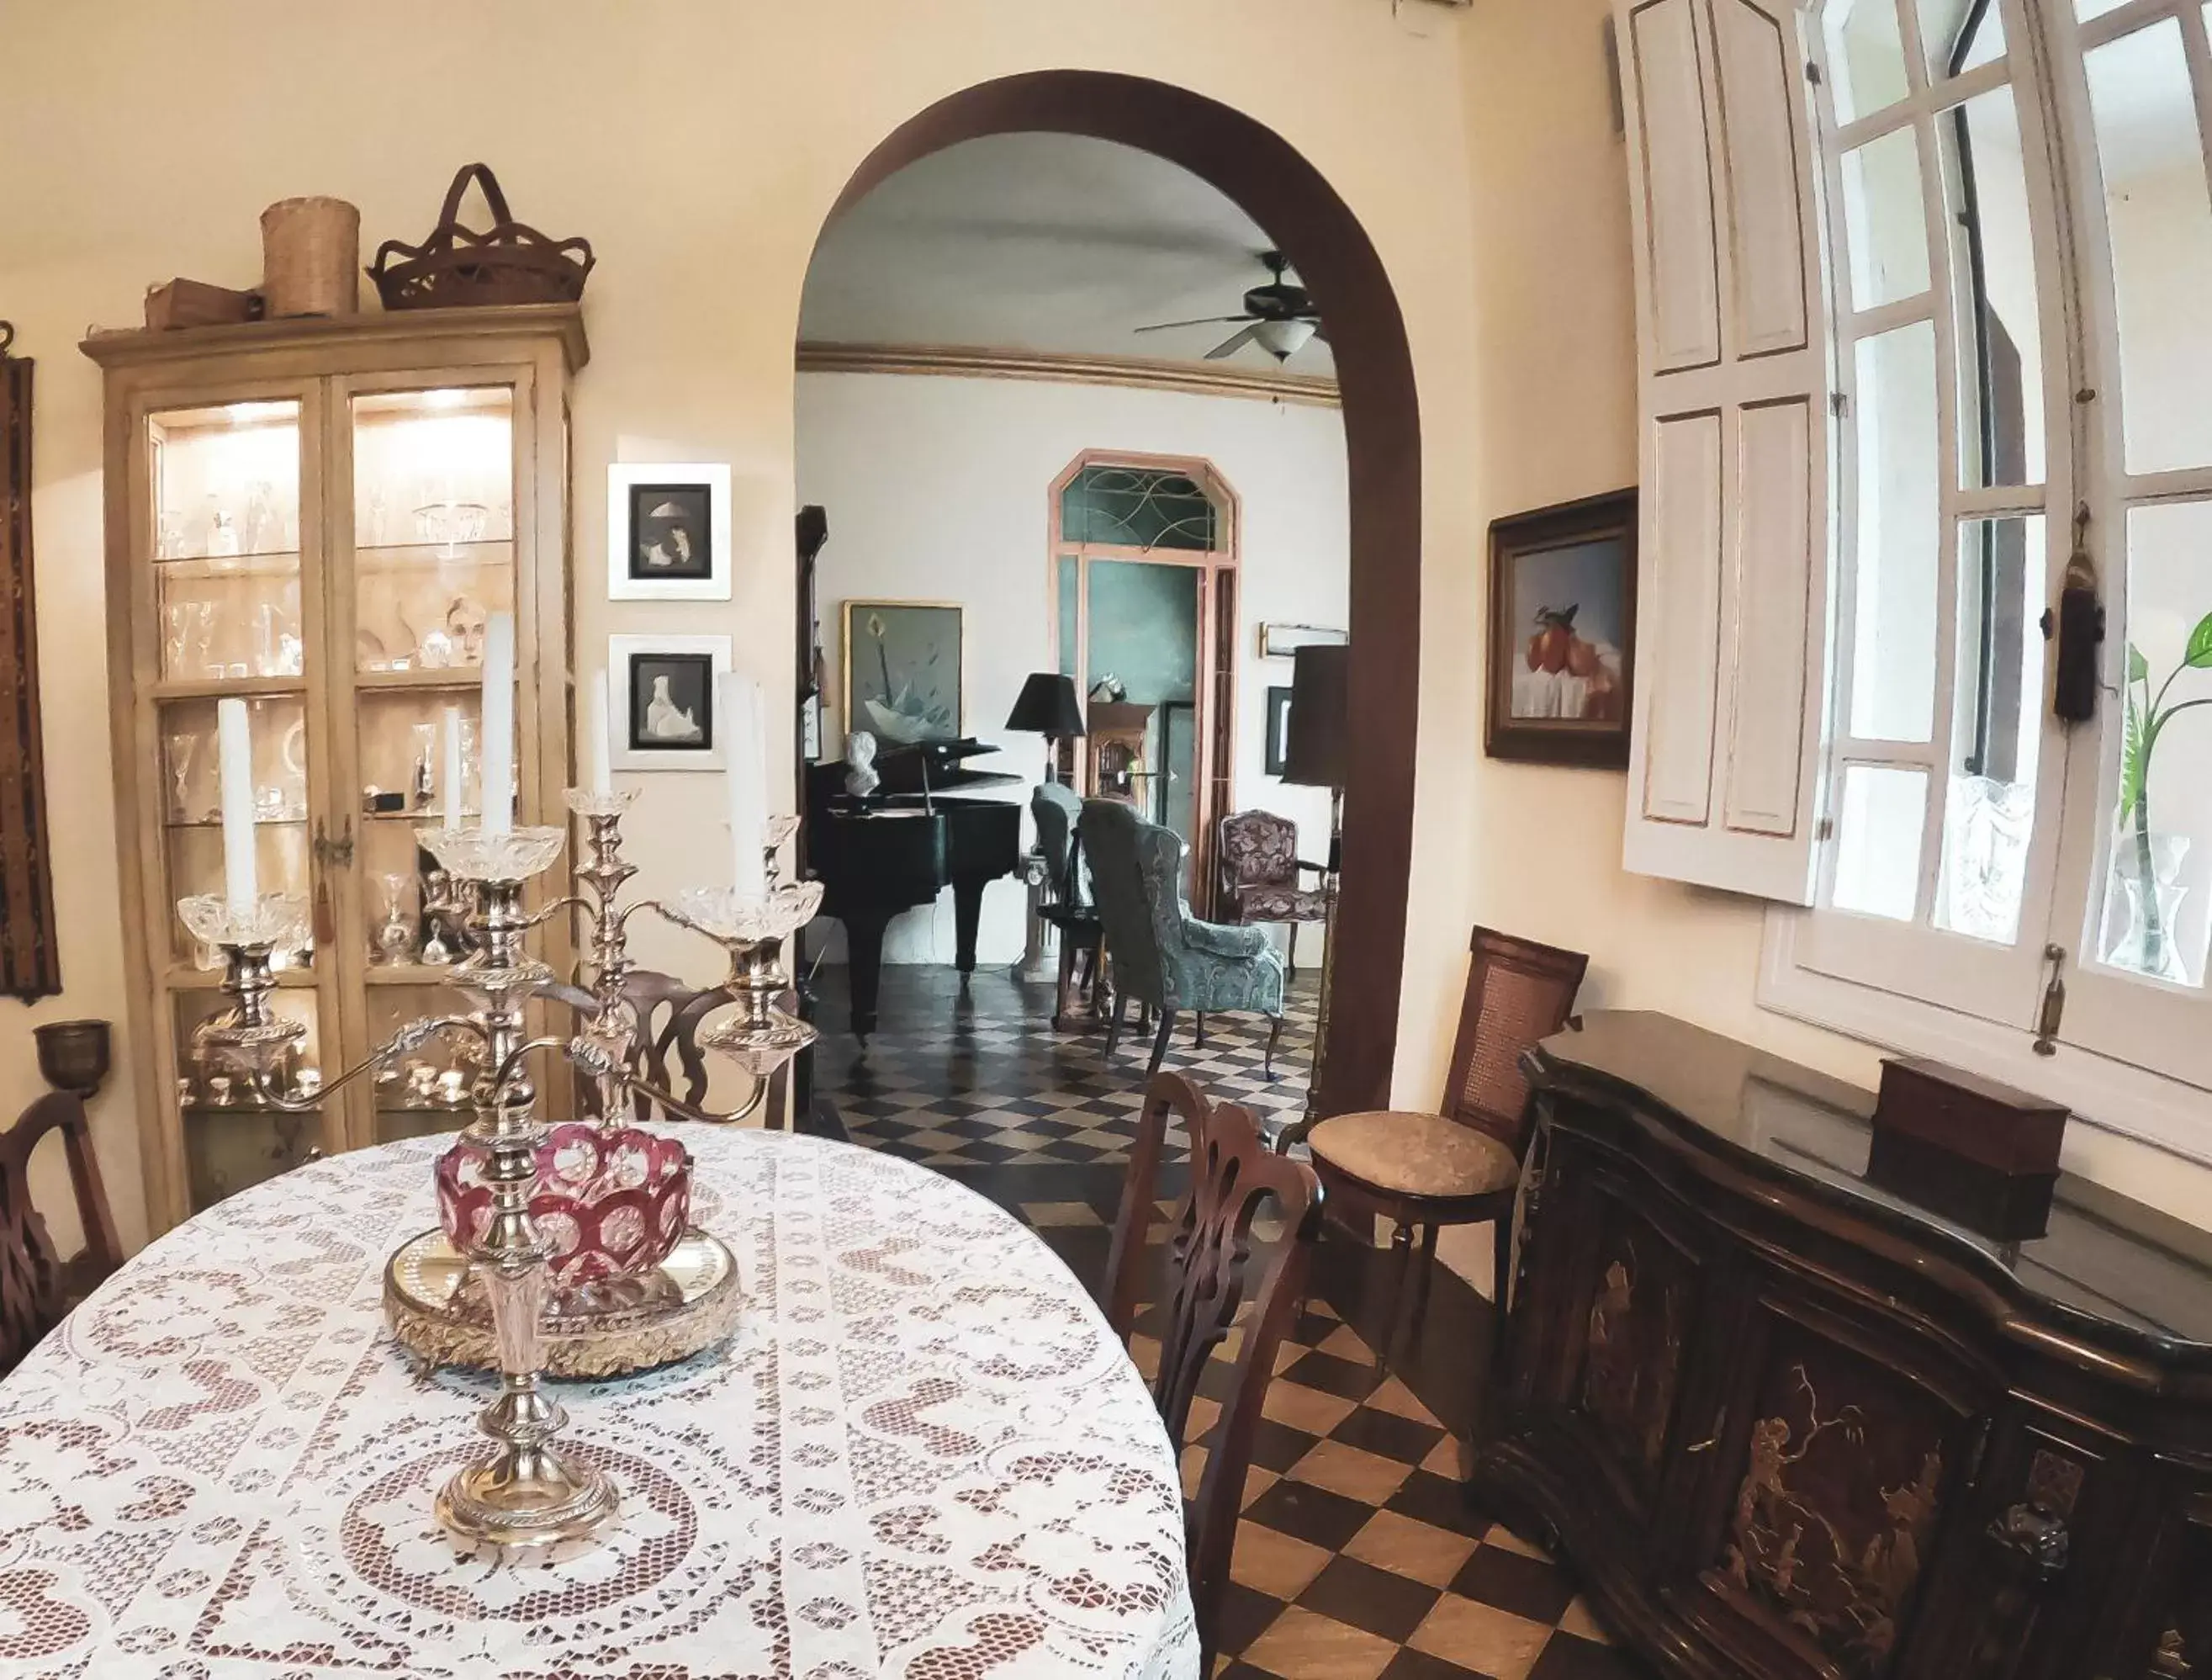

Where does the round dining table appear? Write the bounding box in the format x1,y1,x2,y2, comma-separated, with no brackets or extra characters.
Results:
0,1129,1199,1678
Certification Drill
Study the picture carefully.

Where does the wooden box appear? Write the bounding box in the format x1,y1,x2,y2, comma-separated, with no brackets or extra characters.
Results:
1868,1056,2067,1239
143,278,263,331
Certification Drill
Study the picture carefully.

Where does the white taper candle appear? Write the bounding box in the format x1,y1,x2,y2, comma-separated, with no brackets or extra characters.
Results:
587,667,614,797
216,697,258,915
719,672,766,896
442,704,463,831
480,612,514,835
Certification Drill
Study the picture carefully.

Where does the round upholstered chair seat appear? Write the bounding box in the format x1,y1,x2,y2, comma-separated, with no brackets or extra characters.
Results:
1305,1110,1520,1199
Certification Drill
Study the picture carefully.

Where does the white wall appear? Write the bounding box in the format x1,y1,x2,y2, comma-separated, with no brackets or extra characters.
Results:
796,370,1347,966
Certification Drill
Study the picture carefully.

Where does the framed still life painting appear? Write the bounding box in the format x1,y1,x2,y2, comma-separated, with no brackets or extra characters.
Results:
842,601,963,745
1484,488,1638,768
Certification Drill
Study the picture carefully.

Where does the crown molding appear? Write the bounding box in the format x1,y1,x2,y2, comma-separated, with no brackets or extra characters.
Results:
796,340,1341,408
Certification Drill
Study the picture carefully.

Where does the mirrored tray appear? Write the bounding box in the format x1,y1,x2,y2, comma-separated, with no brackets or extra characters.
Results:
383,1226,741,1377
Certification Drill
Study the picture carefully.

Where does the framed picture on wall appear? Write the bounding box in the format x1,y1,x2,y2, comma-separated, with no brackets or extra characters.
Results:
608,633,733,771
1484,488,1638,768
606,463,732,601
1258,622,1347,660
842,600,963,745
1263,685,1294,776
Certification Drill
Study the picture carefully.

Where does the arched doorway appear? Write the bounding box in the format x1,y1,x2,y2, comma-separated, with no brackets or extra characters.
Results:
820,70,1420,1116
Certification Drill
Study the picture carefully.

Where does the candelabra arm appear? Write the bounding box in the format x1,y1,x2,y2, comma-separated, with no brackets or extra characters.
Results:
563,1033,770,1126
493,1034,574,1097
231,1014,493,1111
518,896,583,932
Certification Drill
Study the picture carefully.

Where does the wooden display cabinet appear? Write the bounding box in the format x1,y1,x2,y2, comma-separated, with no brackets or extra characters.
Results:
85,305,586,1235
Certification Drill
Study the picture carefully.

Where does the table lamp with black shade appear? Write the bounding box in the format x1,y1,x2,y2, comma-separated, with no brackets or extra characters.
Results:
1004,671,1087,782
1280,644,1349,1135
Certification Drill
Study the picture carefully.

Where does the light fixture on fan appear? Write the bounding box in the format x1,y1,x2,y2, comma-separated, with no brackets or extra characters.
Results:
1135,250,1326,363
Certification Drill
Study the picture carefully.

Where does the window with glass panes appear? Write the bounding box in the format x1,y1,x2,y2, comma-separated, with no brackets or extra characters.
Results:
1776,0,2212,1139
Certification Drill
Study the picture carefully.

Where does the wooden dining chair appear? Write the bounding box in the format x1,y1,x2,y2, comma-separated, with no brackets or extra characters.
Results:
0,1090,124,1375
1103,1071,1324,1668
1300,926,1585,1354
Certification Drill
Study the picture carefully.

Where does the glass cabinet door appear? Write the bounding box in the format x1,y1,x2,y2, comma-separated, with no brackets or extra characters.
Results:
144,395,336,1211
338,382,527,1149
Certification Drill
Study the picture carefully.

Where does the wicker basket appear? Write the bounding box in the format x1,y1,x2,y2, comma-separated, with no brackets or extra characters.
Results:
260,197,359,318
368,163,594,311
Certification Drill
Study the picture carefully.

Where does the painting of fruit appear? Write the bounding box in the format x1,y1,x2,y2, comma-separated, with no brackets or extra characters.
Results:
1487,490,1638,767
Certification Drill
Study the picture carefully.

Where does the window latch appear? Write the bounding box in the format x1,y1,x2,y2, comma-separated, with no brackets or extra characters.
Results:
2033,944,2066,1057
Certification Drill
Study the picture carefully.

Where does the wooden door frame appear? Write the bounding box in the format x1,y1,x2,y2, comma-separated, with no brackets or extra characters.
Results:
1049,448,1241,906
821,71,1421,1118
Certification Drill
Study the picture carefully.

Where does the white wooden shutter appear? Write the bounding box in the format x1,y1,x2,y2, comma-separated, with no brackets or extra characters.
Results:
1617,0,1833,904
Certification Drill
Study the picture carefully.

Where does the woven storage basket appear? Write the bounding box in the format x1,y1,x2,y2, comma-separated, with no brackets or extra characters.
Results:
260,197,359,317
368,163,593,311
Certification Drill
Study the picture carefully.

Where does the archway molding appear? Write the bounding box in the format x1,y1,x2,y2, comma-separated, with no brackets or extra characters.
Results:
815,70,1421,1115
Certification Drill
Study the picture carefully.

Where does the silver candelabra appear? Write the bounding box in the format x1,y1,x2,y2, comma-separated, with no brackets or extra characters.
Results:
183,798,819,1551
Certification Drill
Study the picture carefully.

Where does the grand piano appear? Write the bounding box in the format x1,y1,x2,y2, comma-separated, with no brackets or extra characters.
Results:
803,737,1024,1040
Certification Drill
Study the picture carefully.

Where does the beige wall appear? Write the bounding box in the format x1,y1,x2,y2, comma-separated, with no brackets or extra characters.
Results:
0,0,1476,1249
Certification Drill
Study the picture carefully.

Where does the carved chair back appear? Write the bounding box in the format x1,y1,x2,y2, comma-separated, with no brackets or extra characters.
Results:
622,969,731,1118
1216,808,1299,897
1442,926,1589,1157
1032,780,1089,910
0,1091,123,1375
1104,1070,1323,1663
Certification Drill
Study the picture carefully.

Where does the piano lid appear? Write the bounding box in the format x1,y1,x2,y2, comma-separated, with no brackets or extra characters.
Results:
819,736,1022,795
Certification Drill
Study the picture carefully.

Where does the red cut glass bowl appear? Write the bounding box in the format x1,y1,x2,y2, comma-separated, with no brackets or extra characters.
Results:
436,1122,691,1286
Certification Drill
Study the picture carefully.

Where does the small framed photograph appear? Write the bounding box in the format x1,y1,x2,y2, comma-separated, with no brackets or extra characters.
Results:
608,633,733,771
842,600,963,744
1484,488,1638,768
1264,685,1294,776
1258,623,1347,660
607,464,732,601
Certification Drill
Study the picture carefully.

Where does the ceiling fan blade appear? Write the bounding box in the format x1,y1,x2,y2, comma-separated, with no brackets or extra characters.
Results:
1134,315,1254,334
1205,324,1263,361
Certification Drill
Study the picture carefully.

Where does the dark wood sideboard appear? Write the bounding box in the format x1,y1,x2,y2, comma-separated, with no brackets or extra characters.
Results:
1473,1011,2212,1680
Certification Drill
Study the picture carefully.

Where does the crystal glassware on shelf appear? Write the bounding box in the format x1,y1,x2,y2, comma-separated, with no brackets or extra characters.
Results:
415,501,489,560
410,722,439,809
166,732,199,824
243,480,278,554
373,872,415,965
206,501,241,560
165,600,215,681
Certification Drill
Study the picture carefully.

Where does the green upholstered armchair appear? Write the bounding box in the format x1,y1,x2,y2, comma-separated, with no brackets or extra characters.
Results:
1078,798,1285,1080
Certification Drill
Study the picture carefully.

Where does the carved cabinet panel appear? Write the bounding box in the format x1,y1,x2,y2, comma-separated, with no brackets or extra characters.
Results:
1680,1285,1977,1680
1509,1127,1723,1564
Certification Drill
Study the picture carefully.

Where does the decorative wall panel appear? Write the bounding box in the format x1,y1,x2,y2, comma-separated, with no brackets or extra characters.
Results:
0,326,57,1000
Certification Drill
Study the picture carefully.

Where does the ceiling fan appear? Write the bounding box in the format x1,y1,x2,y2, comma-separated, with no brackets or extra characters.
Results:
1135,251,1325,363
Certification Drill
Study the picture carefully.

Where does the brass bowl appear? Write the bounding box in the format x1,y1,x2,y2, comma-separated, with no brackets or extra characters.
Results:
34,1019,111,1098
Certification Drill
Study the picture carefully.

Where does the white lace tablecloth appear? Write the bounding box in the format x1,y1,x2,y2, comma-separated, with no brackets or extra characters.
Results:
0,1131,1198,1678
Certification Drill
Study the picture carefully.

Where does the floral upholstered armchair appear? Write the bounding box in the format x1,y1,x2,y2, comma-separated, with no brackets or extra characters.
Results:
1080,798,1286,1082
1216,809,1331,978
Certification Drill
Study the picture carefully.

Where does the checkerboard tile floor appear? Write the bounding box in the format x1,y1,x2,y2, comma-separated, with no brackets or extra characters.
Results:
811,963,1650,1680
815,966,1318,1168
1134,1296,1638,1680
